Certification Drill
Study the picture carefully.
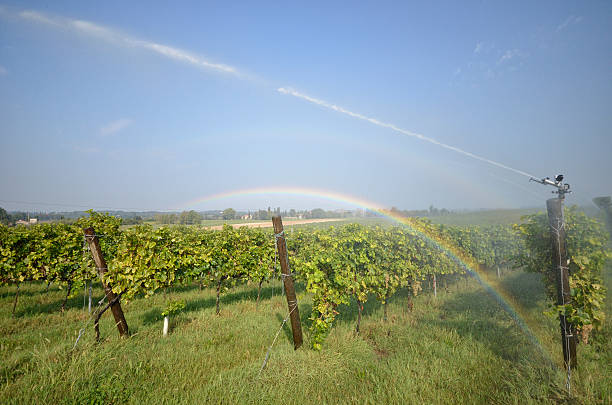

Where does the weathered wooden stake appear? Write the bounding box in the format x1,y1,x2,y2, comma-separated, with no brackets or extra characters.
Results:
216,278,222,315
12,284,20,316
256,279,263,307
61,281,73,312
272,216,303,350
406,280,414,312
356,299,363,334
546,198,577,369
433,274,437,298
83,227,129,338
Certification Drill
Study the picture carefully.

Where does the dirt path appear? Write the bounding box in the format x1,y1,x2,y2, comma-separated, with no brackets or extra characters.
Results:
205,218,345,230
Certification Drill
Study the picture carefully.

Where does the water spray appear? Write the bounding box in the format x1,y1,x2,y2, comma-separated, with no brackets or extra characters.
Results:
278,87,537,180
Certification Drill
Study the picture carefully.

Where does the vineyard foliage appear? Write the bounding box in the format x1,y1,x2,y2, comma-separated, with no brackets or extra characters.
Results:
0,209,608,348
514,207,610,343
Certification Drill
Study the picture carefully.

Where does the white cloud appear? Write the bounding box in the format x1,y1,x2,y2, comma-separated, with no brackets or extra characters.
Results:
0,65,7,75
556,15,584,32
474,41,495,55
17,9,240,76
498,49,524,64
99,118,133,136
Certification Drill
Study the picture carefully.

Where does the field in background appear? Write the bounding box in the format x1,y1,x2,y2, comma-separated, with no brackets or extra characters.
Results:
427,208,542,226
204,218,348,230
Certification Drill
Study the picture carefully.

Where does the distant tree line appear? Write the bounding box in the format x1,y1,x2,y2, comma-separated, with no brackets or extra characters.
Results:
0,207,75,225
0,204,455,227
154,210,202,225
388,205,453,218
216,207,372,220
0,208,69,224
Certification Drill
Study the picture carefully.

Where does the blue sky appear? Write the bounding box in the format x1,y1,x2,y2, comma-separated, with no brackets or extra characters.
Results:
0,1,611,212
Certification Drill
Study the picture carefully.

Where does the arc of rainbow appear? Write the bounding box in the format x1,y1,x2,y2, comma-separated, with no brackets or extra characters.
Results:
177,186,553,362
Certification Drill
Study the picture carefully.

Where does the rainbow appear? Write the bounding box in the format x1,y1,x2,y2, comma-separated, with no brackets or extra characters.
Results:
177,186,388,212
178,186,553,363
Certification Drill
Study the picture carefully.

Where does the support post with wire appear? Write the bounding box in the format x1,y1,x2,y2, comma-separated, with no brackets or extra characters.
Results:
83,227,129,339
531,174,577,371
272,216,303,350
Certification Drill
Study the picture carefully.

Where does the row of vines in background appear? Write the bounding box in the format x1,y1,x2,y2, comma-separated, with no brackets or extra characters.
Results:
1,208,608,348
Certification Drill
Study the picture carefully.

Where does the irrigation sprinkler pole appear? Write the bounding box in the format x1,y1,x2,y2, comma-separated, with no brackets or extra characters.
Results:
83,227,129,338
546,198,577,369
272,216,303,350
531,175,576,370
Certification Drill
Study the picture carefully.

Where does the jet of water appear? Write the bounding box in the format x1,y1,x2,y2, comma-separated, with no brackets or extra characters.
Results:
278,87,536,179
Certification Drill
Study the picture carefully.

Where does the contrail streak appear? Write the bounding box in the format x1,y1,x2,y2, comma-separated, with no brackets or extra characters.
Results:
16,10,240,76
278,87,536,179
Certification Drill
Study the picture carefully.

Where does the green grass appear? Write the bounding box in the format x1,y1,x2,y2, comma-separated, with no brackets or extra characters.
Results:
427,208,542,226
1,261,610,404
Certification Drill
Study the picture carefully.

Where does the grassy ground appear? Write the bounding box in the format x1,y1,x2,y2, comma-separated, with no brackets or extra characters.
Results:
427,208,542,226
1,258,610,404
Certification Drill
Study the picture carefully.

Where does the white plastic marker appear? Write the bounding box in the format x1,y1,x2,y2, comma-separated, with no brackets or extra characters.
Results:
278,87,537,179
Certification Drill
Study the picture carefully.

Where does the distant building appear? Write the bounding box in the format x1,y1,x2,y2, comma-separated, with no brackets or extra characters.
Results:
241,214,252,220
15,218,37,226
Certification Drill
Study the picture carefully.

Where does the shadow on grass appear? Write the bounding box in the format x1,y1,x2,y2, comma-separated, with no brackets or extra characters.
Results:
275,301,313,345
140,283,306,326
15,293,91,317
0,283,55,300
332,287,422,329
430,290,544,363
498,271,547,310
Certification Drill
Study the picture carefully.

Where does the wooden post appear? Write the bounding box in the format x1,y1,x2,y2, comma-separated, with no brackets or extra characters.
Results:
546,198,577,369
272,216,303,350
83,227,129,338
12,284,20,316
433,274,437,298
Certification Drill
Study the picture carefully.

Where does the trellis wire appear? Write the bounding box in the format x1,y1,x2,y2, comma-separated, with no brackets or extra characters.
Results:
257,301,299,378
